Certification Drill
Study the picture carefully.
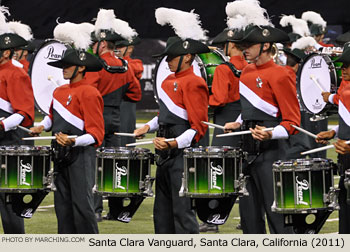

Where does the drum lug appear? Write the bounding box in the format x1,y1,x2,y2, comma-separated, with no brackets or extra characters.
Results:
142,175,155,197
309,114,328,121
271,200,277,212
43,170,56,191
237,174,249,196
179,173,186,197
324,187,339,210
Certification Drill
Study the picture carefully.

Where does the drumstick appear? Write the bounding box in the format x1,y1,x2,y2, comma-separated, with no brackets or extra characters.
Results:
310,75,325,92
290,124,317,139
114,132,136,137
201,121,225,130
216,127,274,137
22,135,78,141
47,75,59,87
301,140,350,155
126,138,175,147
17,125,32,134
0,117,5,121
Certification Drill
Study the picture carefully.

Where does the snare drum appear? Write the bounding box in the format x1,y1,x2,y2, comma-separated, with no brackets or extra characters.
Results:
29,39,70,115
272,158,338,213
180,146,246,197
153,49,227,100
95,147,153,197
0,146,51,193
297,53,337,115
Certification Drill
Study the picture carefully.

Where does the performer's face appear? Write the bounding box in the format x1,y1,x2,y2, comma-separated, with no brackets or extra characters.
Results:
63,66,76,80
342,63,350,81
166,55,181,72
243,43,261,61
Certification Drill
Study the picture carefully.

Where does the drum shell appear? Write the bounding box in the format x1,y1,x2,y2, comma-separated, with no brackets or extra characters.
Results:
95,147,151,196
0,146,51,192
272,158,335,213
183,146,243,197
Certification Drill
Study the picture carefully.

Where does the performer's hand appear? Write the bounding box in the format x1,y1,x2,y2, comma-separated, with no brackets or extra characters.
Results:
153,137,177,151
334,140,350,155
321,92,331,103
55,132,75,147
250,125,272,141
224,122,241,133
316,130,335,144
29,125,44,136
134,125,149,139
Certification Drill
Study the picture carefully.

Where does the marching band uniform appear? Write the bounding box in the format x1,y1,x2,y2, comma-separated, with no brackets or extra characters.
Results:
0,33,34,234
210,53,247,147
34,48,105,233
135,8,210,233
237,25,300,234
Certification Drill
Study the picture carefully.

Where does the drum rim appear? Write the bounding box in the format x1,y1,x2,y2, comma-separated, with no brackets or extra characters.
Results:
296,53,337,115
0,145,51,155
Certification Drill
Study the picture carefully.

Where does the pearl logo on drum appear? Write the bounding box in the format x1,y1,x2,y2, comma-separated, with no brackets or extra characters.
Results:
20,160,32,186
310,58,322,69
207,214,227,225
295,176,309,206
44,46,66,60
210,162,223,190
115,162,127,190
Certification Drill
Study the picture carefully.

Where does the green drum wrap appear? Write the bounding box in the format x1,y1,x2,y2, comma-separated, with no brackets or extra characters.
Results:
95,147,151,196
272,158,337,213
196,50,227,93
182,146,243,197
0,146,51,192
329,54,343,86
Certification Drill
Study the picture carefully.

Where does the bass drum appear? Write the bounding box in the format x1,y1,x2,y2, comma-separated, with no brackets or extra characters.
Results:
297,53,337,115
29,39,70,115
153,49,228,102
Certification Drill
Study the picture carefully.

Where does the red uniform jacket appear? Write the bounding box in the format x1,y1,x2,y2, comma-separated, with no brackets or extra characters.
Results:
19,58,30,73
333,79,350,106
125,56,144,80
48,78,105,147
239,59,300,134
160,66,209,143
0,60,34,127
85,52,141,101
209,55,248,107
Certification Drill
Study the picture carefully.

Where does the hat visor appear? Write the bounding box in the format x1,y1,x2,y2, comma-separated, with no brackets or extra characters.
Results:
47,60,72,69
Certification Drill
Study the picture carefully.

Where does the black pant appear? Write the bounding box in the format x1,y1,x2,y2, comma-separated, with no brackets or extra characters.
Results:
0,193,25,234
153,152,199,233
54,146,98,234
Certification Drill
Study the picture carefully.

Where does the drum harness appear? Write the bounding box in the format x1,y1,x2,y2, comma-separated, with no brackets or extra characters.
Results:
99,56,129,73
220,61,241,78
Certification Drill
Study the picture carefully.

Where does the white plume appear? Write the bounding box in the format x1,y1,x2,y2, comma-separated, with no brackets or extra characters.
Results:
8,21,33,40
291,36,317,50
155,7,207,40
280,15,310,37
225,0,272,29
112,18,137,40
0,6,10,35
94,9,116,34
54,22,93,50
301,11,326,28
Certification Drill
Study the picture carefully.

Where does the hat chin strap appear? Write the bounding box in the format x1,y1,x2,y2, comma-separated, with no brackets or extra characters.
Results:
175,55,184,73
69,66,80,80
244,43,264,63
225,42,230,56
123,46,128,57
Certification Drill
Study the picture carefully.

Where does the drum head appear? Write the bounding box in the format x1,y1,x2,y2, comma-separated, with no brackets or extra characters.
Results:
297,53,337,115
29,40,70,115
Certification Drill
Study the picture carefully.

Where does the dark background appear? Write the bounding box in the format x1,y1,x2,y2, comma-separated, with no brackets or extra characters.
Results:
3,0,350,110
3,0,350,40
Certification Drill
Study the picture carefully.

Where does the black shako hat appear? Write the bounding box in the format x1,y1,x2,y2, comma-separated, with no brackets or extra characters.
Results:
0,33,28,50
152,36,210,58
310,24,326,36
334,42,350,64
211,28,244,45
288,32,302,44
240,25,290,44
336,31,350,46
115,36,141,48
47,48,102,71
91,30,125,43
283,47,307,63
